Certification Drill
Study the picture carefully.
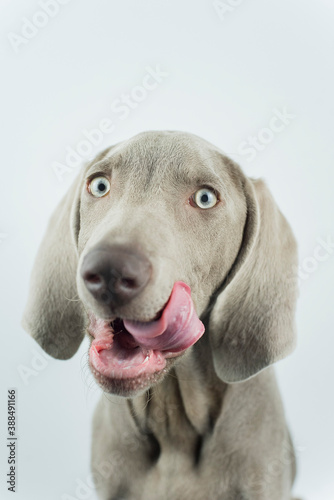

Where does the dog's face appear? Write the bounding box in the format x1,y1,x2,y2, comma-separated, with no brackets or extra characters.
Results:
22,131,298,397
75,132,246,395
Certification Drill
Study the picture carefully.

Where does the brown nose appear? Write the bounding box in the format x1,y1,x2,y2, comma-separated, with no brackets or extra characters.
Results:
80,245,152,307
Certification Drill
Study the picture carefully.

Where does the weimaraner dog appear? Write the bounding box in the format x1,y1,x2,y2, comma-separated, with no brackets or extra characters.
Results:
23,131,299,500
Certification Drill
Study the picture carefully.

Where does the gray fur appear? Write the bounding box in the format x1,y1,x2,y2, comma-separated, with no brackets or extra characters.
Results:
22,131,299,499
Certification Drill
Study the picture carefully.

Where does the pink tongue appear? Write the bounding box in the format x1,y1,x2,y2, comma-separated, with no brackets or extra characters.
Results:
123,282,205,352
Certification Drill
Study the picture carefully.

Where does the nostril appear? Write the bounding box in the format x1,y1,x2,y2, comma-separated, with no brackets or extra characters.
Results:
120,277,137,289
84,273,102,284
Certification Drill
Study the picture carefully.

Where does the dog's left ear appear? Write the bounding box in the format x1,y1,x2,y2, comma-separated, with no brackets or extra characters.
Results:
209,177,298,383
22,172,86,360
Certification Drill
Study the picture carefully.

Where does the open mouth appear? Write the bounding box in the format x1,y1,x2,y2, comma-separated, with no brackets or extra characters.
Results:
88,282,205,388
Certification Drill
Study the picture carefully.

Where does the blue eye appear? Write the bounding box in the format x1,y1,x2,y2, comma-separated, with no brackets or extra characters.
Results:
89,176,110,198
194,188,218,209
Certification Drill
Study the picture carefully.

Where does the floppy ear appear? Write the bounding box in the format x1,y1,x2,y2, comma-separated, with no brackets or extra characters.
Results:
208,177,298,383
22,172,86,360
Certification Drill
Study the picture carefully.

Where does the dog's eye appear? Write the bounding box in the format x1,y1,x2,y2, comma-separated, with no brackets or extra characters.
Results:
192,188,218,209
88,176,111,198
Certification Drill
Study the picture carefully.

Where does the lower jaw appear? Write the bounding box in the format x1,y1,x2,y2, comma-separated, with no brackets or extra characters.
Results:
88,336,182,396
89,359,173,397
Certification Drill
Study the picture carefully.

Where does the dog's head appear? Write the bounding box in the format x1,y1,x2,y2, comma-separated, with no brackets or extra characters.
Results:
22,131,298,396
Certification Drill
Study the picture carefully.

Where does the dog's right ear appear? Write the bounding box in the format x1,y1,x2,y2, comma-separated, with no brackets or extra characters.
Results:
22,171,86,360
208,176,298,383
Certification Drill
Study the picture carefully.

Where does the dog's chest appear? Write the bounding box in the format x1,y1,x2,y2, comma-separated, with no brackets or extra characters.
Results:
125,373,226,499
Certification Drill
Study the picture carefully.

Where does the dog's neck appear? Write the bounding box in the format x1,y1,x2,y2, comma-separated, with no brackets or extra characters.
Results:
127,333,227,443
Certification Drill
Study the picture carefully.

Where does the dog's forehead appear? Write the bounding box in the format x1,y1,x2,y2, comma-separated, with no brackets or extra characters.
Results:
117,130,216,164
87,131,237,194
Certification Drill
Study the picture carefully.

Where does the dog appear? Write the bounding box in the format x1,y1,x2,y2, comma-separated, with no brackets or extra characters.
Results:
22,131,299,499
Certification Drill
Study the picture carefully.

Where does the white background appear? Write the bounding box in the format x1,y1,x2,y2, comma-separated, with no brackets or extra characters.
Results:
1,1,334,499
